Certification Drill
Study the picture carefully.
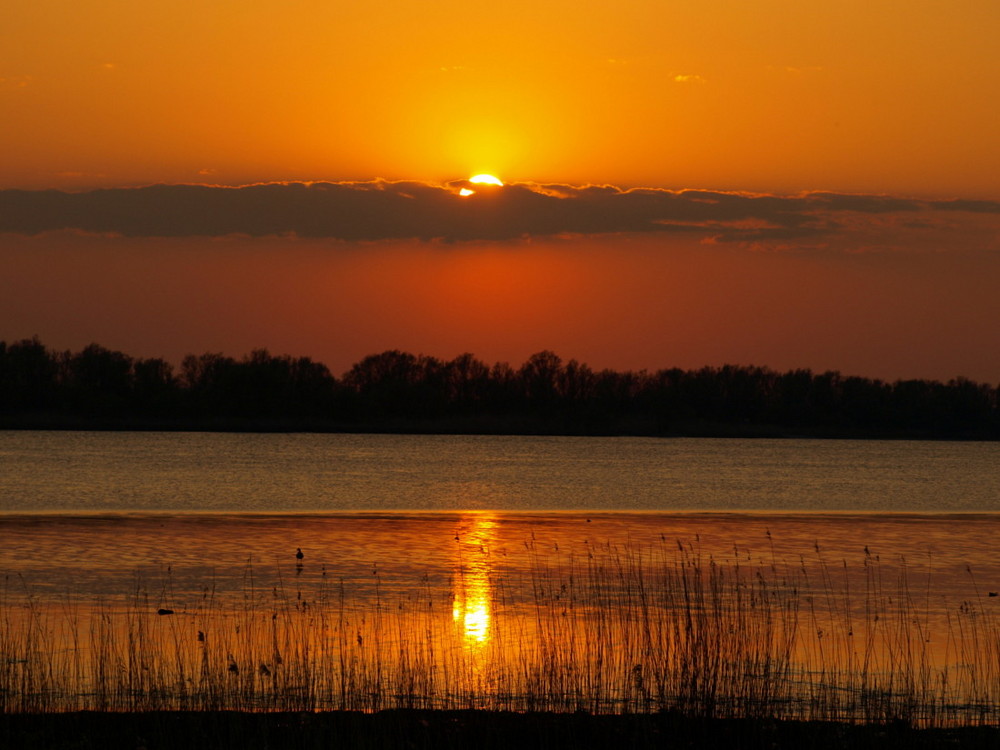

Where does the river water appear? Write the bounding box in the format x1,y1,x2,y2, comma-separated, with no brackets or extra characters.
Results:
3,431,999,513
2,431,1000,602
2,431,1000,715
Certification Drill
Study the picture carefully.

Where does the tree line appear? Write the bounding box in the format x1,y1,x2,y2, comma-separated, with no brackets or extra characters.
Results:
1,337,997,438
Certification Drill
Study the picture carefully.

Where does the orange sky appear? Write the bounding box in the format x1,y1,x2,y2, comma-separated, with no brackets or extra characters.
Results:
3,225,998,383
2,1,999,381
4,1,999,196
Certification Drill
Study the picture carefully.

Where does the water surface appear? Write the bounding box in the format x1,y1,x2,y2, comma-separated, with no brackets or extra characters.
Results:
3,432,1000,717
3,431,998,512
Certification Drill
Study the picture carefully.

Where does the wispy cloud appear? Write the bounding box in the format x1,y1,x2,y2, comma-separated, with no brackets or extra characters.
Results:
0,74,33,90
1,180,997,246
672,73,706,84
781,66,825,75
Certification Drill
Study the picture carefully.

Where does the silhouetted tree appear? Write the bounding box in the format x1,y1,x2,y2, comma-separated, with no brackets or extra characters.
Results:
485,361,519,414
285,355,339,417
181,352,239,416
443,353,491,414
519,351,563,414
641,367,688,429
343,350,442,418
2,338,998,436
840,376,890,430
61,343,134,415
0,336,58,413
132,357,179,415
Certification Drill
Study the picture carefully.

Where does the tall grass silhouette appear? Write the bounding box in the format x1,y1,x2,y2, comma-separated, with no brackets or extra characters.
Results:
2,536,999,726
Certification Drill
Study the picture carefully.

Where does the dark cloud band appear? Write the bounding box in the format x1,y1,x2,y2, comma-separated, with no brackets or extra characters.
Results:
1,181,997,242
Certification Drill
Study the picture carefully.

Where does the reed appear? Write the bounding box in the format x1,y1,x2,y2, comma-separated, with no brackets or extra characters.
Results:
2,538,999,727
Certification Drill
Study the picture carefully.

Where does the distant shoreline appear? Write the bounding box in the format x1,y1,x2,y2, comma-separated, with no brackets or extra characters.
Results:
4,710,999,750
4,339,999,440
1,414,996,440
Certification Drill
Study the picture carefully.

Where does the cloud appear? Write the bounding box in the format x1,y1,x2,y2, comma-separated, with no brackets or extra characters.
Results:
0,74,33,90
1,180,998,245
782,66,825,75
672,74,706,84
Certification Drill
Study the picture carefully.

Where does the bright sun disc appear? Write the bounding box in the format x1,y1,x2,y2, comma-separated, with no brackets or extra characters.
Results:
469,174,503,186
459,173,503,196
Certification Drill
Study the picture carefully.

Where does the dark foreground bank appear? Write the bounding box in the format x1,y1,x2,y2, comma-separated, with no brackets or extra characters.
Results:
3,711,1000,750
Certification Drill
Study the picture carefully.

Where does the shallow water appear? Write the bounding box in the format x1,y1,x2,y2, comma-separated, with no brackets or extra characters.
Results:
5,511,1000,718
3,432,1000,717
2,431,999,608
3,511,1000,605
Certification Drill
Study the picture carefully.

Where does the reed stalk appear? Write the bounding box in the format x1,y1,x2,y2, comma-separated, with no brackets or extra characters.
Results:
2,537,999,726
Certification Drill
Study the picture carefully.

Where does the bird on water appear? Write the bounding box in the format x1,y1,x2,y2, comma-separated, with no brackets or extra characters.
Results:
296,548,304,560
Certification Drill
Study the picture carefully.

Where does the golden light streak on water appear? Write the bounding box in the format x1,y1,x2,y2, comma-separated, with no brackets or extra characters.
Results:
452,513,497,647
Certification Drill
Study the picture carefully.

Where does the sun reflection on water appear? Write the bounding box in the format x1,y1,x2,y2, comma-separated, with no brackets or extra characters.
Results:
452,513,497,646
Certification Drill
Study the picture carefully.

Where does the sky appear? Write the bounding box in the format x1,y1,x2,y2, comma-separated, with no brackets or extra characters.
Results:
2,1,999,382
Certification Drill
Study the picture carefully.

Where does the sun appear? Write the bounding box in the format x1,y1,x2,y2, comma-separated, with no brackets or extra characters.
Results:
459,173,504,197
469,174,503,186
